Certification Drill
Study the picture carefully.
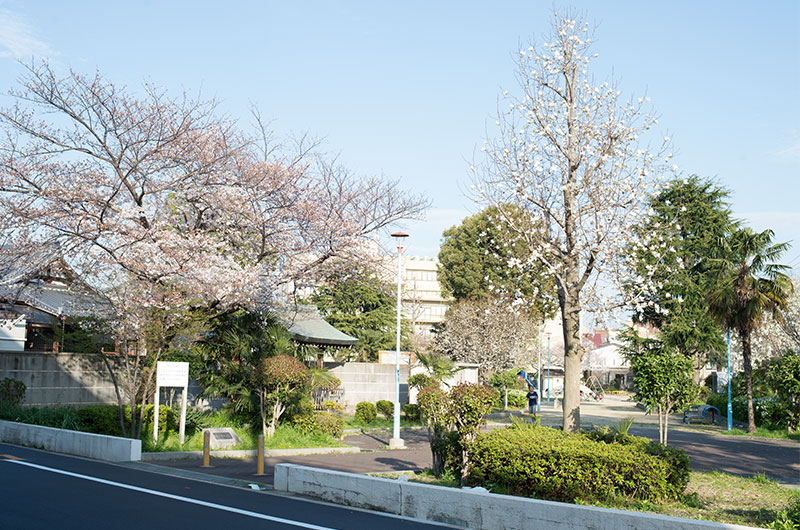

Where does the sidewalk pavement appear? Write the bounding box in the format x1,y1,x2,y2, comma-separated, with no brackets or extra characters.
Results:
133,396,799,487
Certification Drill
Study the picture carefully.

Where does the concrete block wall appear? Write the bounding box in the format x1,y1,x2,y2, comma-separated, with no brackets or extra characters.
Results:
274,464,753,530
0,420,141,462
328,362,409,411
0,351,119,406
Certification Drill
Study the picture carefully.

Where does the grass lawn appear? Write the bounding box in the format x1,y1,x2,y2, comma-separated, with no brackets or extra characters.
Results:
374,470,798,528
723,427,800,441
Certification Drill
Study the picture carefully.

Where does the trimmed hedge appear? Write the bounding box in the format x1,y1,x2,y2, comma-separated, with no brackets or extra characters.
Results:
376,400,393,420
402,403,421,420
467,425,684,503
355,401,377,424
292,411,344,438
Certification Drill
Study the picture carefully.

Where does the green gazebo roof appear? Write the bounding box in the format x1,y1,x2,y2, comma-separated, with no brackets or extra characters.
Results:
279,304,358,347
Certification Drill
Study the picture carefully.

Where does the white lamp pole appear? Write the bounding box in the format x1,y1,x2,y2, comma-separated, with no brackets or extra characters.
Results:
546,333,551,404
390,231,408,449
537,333,542,413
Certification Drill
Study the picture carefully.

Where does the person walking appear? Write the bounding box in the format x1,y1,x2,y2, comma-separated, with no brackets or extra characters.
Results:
526,386,538,415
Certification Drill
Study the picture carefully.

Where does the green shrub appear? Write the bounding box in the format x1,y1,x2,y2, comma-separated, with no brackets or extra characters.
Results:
292,411,344,438
376,400,393,420
643,442,691,496
0,378,26,405
76,405,123,435
355,401,377,424
322,400,344,413
707,393,768,426
506,389,527,408
409,373,438,390
402,403,421,420
468,424,678,503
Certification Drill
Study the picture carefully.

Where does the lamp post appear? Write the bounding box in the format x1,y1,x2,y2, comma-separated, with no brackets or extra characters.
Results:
537,333,542,413
727,328,732,431
546,333,551,404
390,231,408,449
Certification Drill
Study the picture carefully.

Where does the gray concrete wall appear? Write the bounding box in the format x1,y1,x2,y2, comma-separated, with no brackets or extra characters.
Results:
328,362,409,411
0,419,141,462
274,464,752,530
0,351,118,406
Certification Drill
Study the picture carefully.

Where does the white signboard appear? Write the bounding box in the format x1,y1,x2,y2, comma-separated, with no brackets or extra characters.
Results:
154,361,190,444
156,361,189,387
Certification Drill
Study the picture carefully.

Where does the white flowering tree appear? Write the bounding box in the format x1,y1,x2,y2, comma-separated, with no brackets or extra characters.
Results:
0,61,427,436
432,297,539,382
473,11,669,431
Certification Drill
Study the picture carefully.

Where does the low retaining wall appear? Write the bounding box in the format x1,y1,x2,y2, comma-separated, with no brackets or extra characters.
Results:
273,464,751,530
142,446,360,461
0,420,141,462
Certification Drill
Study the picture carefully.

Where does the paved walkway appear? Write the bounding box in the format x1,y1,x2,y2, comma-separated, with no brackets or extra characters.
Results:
144,397,799,487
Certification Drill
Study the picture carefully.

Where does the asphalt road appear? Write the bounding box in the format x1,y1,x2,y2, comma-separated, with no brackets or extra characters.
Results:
0,443,455,530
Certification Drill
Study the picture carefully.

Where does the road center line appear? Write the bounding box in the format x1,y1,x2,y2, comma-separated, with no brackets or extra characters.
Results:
3,459,337,530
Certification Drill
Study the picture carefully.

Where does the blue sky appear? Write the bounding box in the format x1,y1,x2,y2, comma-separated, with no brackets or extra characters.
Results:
1,1,798,268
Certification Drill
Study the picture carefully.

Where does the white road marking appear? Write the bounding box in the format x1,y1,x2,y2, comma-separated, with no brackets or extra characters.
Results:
3,459,337,529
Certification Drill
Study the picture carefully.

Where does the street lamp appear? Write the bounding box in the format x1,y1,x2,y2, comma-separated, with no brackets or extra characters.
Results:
537,332,542,413
390,231,408,449
546,332,551,405
727,328,732,431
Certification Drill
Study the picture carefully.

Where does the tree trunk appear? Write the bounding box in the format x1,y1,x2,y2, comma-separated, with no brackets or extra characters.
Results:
741,330,757,433
268,399,284,438
561,289,584,433
503,388,508,411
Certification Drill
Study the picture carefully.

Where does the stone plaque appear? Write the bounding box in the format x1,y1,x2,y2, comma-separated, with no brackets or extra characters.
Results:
203,427,242,449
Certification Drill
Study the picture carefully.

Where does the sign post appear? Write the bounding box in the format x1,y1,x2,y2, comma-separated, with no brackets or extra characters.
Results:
154,361,190,444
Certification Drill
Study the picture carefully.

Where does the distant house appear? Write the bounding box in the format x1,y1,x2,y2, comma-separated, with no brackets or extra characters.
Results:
583,341,632,389
0,257,108,352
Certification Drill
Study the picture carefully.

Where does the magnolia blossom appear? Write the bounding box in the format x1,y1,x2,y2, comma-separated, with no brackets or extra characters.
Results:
471,11,669,432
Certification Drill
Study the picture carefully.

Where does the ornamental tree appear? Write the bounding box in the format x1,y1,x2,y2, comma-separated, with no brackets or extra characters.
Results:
257,355,309,438
0,62,427,435
417,383,497,482
448,383,498,483
622,328,696,445
417,386,452,477
473,11,669,431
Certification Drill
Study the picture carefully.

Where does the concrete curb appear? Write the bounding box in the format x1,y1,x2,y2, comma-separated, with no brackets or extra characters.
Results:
274,464,755,530
0,419,141,462
142,445,360,461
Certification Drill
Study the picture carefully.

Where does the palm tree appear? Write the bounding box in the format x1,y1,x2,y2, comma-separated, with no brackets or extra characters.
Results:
709,228,794,433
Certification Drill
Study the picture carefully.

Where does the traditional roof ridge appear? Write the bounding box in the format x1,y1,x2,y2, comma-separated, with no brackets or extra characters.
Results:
276,303,358,347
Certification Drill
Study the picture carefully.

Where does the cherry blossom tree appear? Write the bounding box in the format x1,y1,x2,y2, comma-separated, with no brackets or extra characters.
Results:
473,11,669,431
0,61,428,436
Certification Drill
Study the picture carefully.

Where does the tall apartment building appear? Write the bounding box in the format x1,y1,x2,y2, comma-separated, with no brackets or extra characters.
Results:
400,256,451,349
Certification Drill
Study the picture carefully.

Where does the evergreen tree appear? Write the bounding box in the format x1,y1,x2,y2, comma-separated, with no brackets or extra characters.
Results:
309,265,410,361
438,204,556,317
627,176,733,373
